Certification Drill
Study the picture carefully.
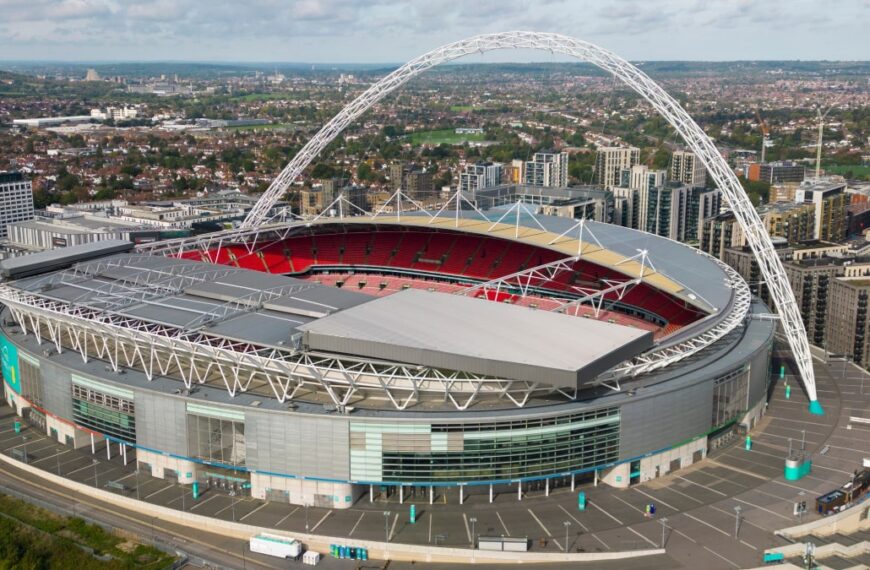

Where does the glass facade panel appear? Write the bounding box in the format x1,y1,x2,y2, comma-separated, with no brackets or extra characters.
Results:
187,414,246,466
712,368,749,428
71,384,135,442
350,408,620,483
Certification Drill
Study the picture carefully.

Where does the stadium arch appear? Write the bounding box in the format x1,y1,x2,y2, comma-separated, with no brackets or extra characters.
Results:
241,31,821,414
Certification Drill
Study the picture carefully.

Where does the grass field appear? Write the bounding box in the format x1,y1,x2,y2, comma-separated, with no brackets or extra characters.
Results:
825,164,870,179
406,128,487,145
224,122,296,131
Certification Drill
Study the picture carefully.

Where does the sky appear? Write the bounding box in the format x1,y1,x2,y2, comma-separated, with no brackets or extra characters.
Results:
0,0,867,63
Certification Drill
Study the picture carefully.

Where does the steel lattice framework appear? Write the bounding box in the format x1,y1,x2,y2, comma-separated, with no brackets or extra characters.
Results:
240,31,820,413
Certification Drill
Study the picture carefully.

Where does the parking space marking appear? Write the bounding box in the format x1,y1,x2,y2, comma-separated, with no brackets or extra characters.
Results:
31,449,70,466
389,512,399,541
428,512,433,543
67,462,98,477
732,497,791,521
740,539,758,551
463,513,471,542
704,459,768,481
527,508,551,536
557,504,589,532
771,480,816,494
239,502,268,521
275,506,299,527
589,533,610,550
633,487,678,511
675,475,727,496
349,511,365,536
627,526,658,548
588,497,623,525
610,492,646,516
704,545,740,568
144,483,175,500
671,527,697,544
682,512,729,538
189,494,220,511
496,511,510,535
657,483,704,505
310,510,332,533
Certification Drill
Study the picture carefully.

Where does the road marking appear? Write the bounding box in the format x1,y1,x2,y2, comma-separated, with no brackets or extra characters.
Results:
675,475,727,496
527,508,551,536
732,497,791,521
275,506,299,527
463,513,471,542
824,443,870,455
551,538,562,550
740,539,758,551
66,462,98,477
557,504,589,532
704,545,740,568
310,510,332,532
588,497,624,525
771,480,816,494
633,487,678,511
627,526,658,548
682,512,730,538
349,511,365,536
188,494,219,511
239,501,268,521
496,511,511,535
428,511,433,543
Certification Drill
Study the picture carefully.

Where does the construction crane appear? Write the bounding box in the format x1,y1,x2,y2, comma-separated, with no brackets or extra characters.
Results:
755,109,772,163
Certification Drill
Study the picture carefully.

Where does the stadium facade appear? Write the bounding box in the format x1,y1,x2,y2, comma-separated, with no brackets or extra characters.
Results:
0,212,774,509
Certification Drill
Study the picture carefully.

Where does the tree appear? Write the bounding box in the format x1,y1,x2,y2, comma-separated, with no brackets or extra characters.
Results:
311,163,335,179
357,162,374,182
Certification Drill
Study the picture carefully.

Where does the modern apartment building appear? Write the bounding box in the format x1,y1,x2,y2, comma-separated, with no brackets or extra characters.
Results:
459,162,503,193
670,150,707,187
594,146,639,190
0,172,34,240
794,179,848,242
524,152,569,188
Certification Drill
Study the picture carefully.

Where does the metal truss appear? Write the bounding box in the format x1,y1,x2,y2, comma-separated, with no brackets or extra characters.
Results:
239,30,818,409
0,284,552,411
594,254,752,391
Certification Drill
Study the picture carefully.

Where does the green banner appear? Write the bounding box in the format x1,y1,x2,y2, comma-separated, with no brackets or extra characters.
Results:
0,334,20,394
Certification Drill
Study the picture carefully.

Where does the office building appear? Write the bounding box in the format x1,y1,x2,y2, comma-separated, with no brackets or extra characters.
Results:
747,161,806,184
594,146,639,190
0,172,34,240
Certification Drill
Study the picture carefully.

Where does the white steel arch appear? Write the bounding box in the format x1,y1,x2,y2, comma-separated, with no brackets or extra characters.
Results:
243,31,822,414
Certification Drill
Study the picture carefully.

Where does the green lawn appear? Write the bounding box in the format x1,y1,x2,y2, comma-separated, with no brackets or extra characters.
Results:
406,128,487,145
224,122,295,131
824,164,870,179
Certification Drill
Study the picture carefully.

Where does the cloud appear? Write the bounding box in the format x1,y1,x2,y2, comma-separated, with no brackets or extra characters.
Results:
0,0,865,61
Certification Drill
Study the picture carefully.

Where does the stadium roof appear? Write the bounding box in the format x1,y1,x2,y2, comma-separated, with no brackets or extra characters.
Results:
299,288,654,388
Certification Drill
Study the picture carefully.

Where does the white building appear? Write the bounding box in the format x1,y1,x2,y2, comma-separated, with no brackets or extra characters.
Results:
0,172,34,239
670,150,707,188
594,146,640,190
524,152,569,188
459,162,503,193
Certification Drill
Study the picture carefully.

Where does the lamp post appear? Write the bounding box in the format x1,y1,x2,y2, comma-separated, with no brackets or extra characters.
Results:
383,511,391,543
469,517,477,549
733,506,742,538
563,520,571,552
660,517,669,548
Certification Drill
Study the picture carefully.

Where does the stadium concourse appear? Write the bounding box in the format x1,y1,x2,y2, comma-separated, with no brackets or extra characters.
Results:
0,209,774,517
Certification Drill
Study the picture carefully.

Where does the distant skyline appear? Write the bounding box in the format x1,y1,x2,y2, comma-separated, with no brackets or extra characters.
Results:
0,0,867,63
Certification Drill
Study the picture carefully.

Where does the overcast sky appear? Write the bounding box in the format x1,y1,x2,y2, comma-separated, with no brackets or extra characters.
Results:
1,0,867,62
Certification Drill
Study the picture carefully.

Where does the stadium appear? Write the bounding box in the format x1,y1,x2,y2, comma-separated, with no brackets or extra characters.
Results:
0,209,775,509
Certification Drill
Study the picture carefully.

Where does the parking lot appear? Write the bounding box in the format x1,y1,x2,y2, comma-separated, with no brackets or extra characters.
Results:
2,351,868,569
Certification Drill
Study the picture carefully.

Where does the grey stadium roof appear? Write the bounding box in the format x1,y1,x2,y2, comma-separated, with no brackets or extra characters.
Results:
299,288,653,389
